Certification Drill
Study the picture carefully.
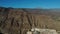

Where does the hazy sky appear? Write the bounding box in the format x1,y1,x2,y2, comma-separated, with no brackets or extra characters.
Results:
0,0,60,8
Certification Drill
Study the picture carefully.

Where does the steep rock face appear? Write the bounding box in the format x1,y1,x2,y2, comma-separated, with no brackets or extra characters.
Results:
0,8,60,34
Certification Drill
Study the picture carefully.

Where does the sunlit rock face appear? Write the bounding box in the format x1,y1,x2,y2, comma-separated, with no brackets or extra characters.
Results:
0,7,60,34
31,28,58,34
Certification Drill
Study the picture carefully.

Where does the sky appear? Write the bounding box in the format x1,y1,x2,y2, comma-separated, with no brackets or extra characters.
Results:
0,0,60,8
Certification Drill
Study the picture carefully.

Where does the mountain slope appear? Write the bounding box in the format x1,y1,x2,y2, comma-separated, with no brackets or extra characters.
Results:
0,7,60,34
